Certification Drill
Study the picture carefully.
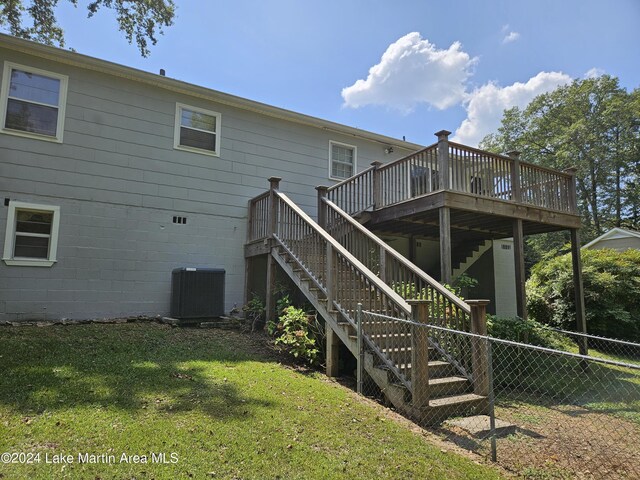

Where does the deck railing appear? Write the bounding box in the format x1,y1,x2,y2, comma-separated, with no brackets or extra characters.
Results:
326,132,577,215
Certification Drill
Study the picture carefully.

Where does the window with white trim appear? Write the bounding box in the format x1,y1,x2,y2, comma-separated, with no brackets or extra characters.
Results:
174,103,221,156
330,141,356,180
0,62,68,142
3,201,61,267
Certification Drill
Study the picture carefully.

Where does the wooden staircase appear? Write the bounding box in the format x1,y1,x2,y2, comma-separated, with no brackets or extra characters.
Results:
248,184,490,425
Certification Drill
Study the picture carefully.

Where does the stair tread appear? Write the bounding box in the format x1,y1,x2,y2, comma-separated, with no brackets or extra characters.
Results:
429,393,485,408
429,376,468,386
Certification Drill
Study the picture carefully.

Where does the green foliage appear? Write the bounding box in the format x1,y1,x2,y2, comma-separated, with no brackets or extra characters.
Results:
527,248,640,341
487,315,571,350
0,0,175,57
242,294,265,332
480,75,640,239
273,306,321,365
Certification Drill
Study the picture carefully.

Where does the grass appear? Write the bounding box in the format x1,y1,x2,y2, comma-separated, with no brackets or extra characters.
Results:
0,323,503,479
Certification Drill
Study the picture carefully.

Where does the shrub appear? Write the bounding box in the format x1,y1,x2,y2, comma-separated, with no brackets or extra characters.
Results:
273,306,321,365
527,248,640,341
243,294,265,332
487,315,571,350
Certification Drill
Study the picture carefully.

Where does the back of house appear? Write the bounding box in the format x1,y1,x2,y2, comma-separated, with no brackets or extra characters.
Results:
0,34,417,322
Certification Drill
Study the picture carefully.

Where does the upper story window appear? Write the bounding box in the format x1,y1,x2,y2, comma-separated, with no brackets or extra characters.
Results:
174,103,221,156
3,201,61,267
330,141,357,180
0,62,68,143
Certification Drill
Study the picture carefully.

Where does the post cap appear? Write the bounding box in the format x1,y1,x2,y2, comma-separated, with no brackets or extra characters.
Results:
370,161,383,168
268,176,282,189
563,167,578,174
315,185,329,192
406,299,434,305
434,130,452,140
466,299,491,307
507,150,521,159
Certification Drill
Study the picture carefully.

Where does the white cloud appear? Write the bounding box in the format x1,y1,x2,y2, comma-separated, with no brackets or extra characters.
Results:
503,31,520,44
341,33,476,112
584,67,605,78
452,71,572,146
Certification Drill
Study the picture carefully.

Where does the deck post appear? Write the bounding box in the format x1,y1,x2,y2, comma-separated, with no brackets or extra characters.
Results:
408,299,431,409
265,177,281,324
316,185,329,229
439,207,452,285
371,161,383,209
435,130,451,191
468,299,490,397
326,325,340,377
564,167,578,214
512,218,527,320
570,228,588,355
508,151,521,203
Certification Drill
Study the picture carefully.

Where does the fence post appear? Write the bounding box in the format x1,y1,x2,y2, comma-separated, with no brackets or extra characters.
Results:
508,151,521,203
316,185,329,229
487,341,497,462
371,161,383,209
435,130,451,191
467,299,490,398
408,299,431,409
357,303,364,394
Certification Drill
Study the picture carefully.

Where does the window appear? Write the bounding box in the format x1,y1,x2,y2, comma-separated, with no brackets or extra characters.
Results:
0,62,68,142
3,201,61,267
330,141,356,180
174,103,221,156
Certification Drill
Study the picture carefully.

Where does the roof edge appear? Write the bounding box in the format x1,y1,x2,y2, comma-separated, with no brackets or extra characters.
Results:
582,227,640,249
0,33,424,151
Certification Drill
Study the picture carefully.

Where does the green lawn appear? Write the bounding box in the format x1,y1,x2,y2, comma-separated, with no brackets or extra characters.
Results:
0,323,503,479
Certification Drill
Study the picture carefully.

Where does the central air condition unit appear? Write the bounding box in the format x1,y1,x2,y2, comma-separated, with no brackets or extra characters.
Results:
170,267,225,319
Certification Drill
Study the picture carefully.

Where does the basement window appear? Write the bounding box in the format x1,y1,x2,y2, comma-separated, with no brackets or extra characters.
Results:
174,103,221,156
0,62,68,142
3,201,61,267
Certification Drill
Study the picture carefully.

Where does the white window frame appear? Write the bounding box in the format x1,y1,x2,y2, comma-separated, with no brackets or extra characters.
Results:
3,201,61,267
173,103,221,157
0,61,68,143
329,140,357,181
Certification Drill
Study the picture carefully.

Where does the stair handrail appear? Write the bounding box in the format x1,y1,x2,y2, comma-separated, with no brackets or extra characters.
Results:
274,191,412,316
323,197,471,315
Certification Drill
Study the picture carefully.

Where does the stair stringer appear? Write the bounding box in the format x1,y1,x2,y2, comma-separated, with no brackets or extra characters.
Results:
270,247,417,417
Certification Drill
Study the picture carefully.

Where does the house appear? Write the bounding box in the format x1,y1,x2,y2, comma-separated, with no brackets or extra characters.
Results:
0,33,421,322
0,34,526,323
1,33,588,422
582,227,640,252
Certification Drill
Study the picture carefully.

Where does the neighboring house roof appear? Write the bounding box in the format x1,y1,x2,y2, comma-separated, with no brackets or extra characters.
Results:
0,33,424,152
582,227,640,249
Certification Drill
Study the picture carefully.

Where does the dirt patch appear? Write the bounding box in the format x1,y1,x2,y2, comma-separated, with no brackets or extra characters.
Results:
438,402,640,479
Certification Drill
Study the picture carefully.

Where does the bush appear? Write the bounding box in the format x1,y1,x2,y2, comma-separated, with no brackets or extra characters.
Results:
487,315,571,350
273,306,321,365
527,248,640,341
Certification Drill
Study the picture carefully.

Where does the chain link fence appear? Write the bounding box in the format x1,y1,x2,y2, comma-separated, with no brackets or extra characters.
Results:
356,309,640,479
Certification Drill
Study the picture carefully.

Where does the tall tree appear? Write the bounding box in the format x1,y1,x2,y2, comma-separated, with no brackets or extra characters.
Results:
481,75,640,241
0,0,175,57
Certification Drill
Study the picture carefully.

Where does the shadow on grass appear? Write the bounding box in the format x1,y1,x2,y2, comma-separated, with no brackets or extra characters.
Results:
0,323,274,418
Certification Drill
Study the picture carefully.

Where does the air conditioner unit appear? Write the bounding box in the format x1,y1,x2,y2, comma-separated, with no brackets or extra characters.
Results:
170,267,225,319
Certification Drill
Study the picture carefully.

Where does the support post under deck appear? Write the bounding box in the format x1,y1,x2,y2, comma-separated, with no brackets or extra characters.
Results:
326,326,340,377
439,207,452,285
512,218,527,320
570,228,588,355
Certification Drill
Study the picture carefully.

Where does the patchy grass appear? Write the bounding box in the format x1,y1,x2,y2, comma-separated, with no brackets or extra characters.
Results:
0,323,503,479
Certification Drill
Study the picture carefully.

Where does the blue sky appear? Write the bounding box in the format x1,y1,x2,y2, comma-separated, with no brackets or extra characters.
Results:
48,0,640,147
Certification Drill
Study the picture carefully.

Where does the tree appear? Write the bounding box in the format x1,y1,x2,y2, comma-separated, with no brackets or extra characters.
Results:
481,76,640,244
0,0,175,57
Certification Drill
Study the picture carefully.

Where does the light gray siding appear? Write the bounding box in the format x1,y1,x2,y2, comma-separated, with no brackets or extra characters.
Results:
0,46,414,321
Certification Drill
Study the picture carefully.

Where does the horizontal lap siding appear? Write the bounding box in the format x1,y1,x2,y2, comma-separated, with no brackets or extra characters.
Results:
0,47,414,320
